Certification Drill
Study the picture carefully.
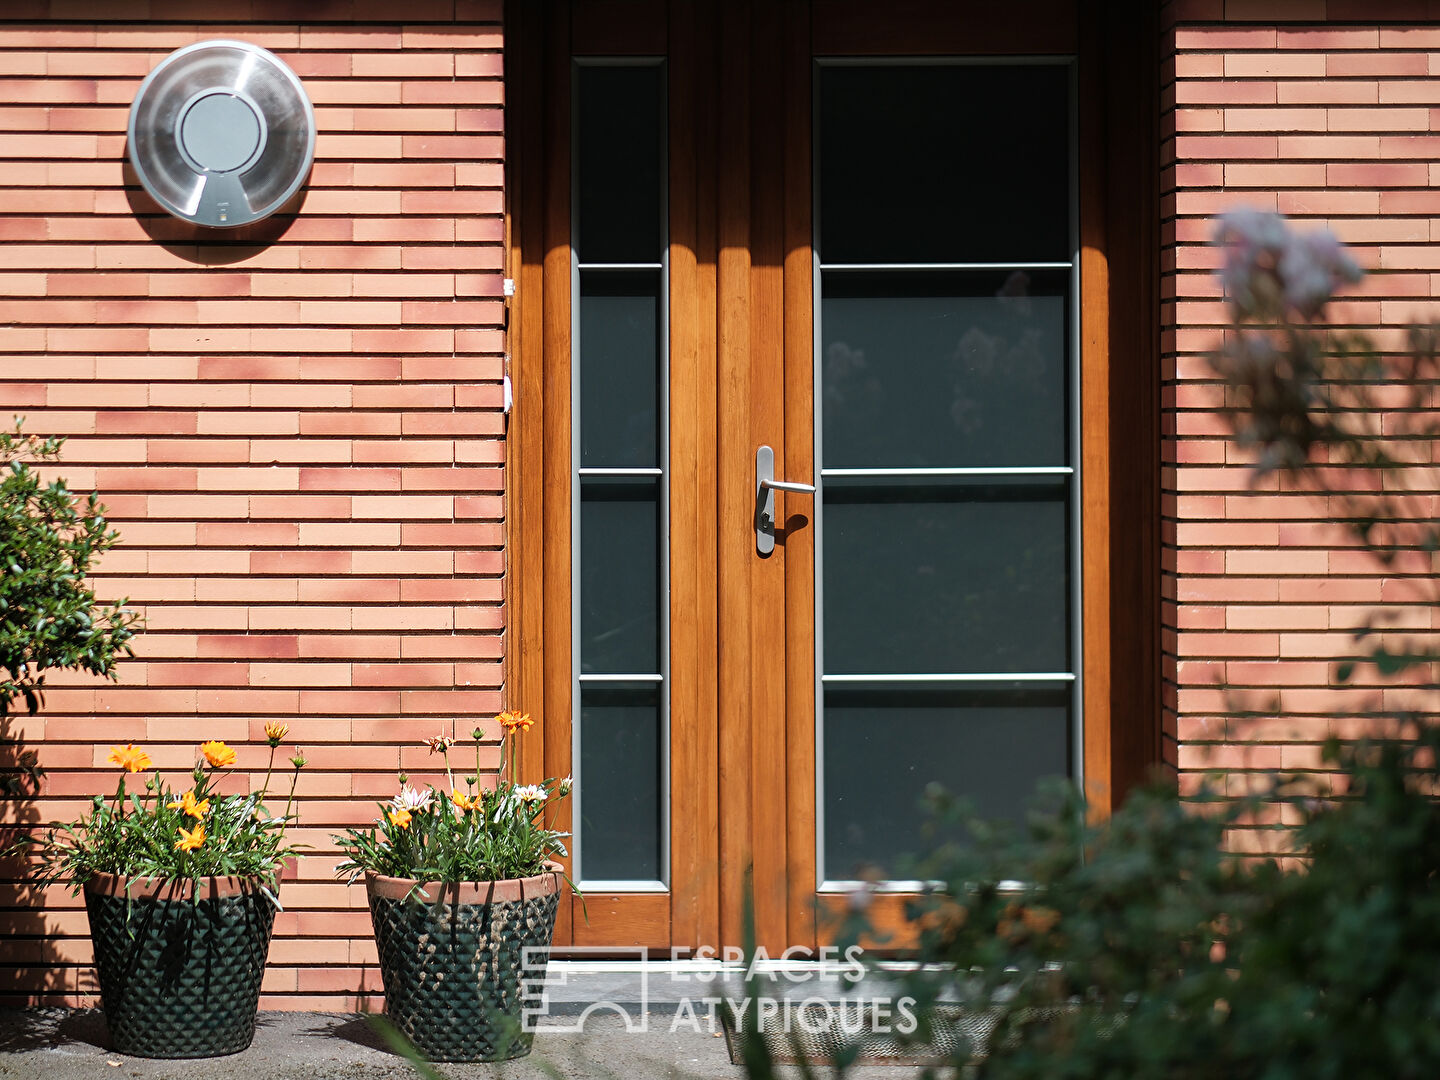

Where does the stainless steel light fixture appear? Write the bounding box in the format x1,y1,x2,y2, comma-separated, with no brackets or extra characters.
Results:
127,40,316,229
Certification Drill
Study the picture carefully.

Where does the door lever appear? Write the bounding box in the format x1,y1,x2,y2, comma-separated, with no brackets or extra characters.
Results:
755,444,815,555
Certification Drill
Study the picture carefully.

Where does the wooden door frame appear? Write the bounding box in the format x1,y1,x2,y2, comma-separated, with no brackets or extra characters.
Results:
504,0,1161,953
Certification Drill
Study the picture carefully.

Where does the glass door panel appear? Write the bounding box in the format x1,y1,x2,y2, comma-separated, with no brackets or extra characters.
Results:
816,61,1079,885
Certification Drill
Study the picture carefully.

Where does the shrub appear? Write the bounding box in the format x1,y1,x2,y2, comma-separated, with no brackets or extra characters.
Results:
813,214,1440,1079
1,419,139,719
865,729,1440,1078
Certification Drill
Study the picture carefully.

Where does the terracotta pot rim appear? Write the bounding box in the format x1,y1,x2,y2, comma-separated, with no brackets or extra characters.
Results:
365,862,564,902
83,870,278,900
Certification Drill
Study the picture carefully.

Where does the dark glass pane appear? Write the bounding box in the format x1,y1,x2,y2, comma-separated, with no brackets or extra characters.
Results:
580,477,660,674
580,684,662,880
577,64,663,264
822,477,1068,675
580,270,660,468
819,64,1069,265
822,271,1068,469
823,684,1070,879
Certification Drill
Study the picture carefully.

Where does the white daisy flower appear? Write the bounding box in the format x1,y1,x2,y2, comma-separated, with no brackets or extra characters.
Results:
515,784,548,805
391,784,435,812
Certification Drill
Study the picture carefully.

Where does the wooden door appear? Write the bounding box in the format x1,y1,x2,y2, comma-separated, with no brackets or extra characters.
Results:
506,0,1160,954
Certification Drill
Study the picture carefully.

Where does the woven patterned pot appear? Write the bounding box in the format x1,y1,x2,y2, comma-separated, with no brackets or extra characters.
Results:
366,865,562,1063
83,872,277,1058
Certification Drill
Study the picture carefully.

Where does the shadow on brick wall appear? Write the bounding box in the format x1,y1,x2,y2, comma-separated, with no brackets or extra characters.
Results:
0,712,87,1006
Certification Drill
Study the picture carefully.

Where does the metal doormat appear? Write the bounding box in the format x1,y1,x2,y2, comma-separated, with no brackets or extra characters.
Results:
720,1000,987,1067
128,40,316,228
722,1001,1128,1067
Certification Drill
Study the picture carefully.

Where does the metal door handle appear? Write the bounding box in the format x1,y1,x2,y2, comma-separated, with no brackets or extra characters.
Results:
755,444,814,554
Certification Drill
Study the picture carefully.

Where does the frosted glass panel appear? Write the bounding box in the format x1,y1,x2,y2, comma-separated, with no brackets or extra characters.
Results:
576,65,663,264
580,270,661,468
823,477,1069,675
824,685,1070,879
580,685,662,881
580,477,660,675
819,64,1069,265
822,271,1068,469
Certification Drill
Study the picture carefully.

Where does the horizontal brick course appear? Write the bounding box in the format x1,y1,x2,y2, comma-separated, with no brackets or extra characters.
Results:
0,7,505,1010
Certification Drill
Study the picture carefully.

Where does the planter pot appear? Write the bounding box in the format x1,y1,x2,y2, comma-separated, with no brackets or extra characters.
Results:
365,865,563,1063
83,872,277,1059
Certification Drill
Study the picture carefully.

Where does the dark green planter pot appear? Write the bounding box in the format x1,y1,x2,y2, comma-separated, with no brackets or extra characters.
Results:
83,872,277,1059
366,866,562,1063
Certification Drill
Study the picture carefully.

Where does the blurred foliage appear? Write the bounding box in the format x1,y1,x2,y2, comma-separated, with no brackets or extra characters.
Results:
810,213,1440,1078
855,728,1440,1078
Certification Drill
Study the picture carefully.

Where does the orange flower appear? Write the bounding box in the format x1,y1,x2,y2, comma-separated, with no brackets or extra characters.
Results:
166,789,210,819
107,744,152,773
387,809,413,830
200,740,237,769
175,822,206,852
496,710,534,735
450,790,478,812
263,722,290,748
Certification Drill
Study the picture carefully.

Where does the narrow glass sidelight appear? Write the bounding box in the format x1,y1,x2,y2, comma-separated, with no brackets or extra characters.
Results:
815,61,1080,886
572,61,668,887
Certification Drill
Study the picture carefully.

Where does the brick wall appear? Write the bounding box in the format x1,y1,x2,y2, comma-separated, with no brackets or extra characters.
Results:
0,1,506,1007
1162,0,1440,847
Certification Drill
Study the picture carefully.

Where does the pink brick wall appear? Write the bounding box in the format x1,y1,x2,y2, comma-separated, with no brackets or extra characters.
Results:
0,1,506,1007
1163,0,1440,849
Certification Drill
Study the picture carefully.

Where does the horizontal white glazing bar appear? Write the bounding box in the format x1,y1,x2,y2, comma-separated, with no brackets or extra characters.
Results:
819,879,1027,894
577,467,664,476
821,466,1073,478
577,262,664,270
820,261,1073,271
821,672,1076,683
575,879,668,893
578,673,664,683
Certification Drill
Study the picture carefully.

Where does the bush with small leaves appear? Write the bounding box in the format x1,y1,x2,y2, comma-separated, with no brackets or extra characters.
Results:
1,419,140,720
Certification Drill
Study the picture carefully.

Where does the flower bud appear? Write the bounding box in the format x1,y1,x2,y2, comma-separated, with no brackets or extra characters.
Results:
290,749,308,769
471,726,485,741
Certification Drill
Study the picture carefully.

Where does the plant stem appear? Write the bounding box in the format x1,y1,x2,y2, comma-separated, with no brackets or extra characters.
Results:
262,745,276,799
283,767,301,823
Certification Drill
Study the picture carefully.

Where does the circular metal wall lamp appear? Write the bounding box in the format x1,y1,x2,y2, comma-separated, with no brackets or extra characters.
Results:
128,40,316,229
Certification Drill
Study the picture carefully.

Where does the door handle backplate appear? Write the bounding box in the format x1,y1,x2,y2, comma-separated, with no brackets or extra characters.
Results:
755,444,815,555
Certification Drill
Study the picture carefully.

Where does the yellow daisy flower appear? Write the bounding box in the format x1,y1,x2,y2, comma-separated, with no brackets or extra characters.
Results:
166,789,210,819
107,744,152,773
496,710,534,735
200,740,237,769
